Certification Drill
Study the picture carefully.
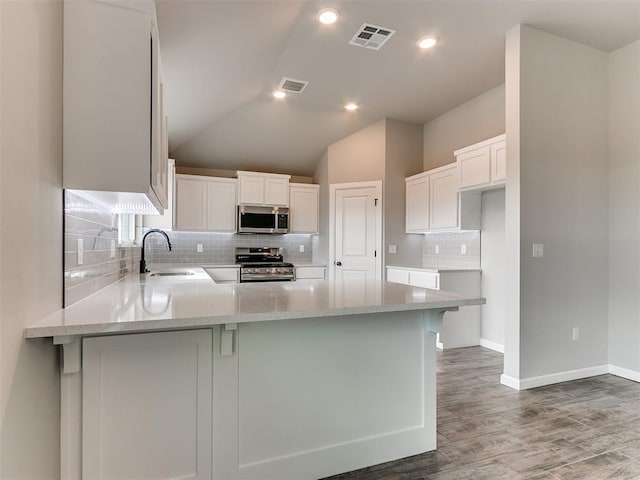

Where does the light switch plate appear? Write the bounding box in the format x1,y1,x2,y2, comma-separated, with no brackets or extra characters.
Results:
388,245,397,254
533,243,544,258
461,244,467,255
435,245,440,254
299,245,305,253
197,244,203,253
77,239,84,265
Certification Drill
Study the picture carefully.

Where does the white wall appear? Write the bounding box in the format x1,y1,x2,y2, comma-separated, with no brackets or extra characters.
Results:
506,25,609,383
608,40,640,375
480,189,506,350
423,84,505,170
0,0,63,477
327,119,386,185
384,119,423,267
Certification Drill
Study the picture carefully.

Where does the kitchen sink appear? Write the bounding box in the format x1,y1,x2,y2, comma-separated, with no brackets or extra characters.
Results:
150,272,195,277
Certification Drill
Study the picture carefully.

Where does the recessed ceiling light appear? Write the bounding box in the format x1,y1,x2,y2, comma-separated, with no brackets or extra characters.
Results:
318,8,339,25
417,35,438,49
344,103,358,111
273,90,286,99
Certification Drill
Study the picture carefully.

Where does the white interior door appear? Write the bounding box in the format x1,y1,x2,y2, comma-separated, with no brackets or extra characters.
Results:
331,182,382,283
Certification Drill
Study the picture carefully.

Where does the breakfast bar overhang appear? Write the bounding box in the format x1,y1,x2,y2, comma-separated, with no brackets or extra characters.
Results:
26,273,484,480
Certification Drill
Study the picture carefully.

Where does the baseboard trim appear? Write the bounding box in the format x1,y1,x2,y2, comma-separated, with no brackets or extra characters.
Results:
500,374,521,390
479,338,504,353
501,365,609,391
609,364,640,382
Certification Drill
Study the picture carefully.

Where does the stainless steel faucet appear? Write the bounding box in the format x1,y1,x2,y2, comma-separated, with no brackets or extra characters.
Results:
140,229,172,273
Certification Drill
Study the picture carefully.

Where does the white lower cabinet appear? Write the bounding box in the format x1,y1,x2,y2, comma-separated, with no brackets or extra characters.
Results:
386,267,480,348
204,266,240,282
294,265,326,280
82,330,213,480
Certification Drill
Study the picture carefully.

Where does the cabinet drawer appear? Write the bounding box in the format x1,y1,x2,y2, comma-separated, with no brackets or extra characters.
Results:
204,268,239,282
386,268,410,285
409,271,439,290
295,267,326,280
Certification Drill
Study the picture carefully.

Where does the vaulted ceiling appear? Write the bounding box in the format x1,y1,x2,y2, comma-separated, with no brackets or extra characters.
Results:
155,0,639,176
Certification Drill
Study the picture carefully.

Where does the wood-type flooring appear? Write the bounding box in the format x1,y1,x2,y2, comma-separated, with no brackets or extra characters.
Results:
324,346,640,480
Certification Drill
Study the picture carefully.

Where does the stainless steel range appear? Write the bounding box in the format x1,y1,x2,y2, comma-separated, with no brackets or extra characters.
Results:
236,247,295,283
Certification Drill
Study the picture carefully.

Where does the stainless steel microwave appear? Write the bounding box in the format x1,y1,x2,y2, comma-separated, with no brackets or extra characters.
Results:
237,205,289,234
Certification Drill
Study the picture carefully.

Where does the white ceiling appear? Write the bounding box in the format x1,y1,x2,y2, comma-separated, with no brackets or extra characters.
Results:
155,0,639,176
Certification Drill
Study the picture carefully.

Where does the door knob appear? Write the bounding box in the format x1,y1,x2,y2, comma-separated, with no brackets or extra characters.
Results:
335,261,342,266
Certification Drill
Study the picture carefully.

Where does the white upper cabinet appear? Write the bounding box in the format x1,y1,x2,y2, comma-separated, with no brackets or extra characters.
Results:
174,175,237,232
405,175,430,233
144,159,175,230
406,163,481,233
428,164,459,230
206,178,237,232
456,134,506,191
63,0,168,214
175,175,208,231
289,183,319,234
236,171,290,206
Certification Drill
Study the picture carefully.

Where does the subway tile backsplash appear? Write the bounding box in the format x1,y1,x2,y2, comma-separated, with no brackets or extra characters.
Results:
143,231,314,265
64,191,140,306
422,231,480,269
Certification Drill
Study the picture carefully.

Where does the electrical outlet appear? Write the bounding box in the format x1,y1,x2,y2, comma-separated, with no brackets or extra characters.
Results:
77,239,84,265
572,327,580,341
299,245,304,253
435,245,440,254
533,243,544,258
110,239,116,258
196,244,203,253
388,245,397,254
461,244,467,255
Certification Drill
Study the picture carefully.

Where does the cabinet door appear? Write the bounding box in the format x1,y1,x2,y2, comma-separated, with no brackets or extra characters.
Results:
206,179,237,232
175,175,207,230
295,266,326,280
264,178,289,206
82,330,212,480
491,140,506,183
406,176,429,232
144,158,174,229
429,166,459,230
457,146,491,189
204,267,239,282
238,176,264,205
386,268,410,285
150,26,168,210
289,185,319,233
409,271,439,290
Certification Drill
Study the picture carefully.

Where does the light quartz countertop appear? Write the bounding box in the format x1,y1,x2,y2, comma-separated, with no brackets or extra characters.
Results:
386,265,482,273
26,266,484,339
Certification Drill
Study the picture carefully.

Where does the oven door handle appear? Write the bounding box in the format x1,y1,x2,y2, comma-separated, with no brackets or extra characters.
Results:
241,273,295,281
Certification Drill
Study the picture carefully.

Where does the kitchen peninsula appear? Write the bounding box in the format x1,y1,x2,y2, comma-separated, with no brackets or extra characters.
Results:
26,269,484,480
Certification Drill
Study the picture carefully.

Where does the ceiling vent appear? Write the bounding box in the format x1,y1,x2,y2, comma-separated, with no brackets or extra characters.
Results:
278,77,309,94
349,23,396,50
